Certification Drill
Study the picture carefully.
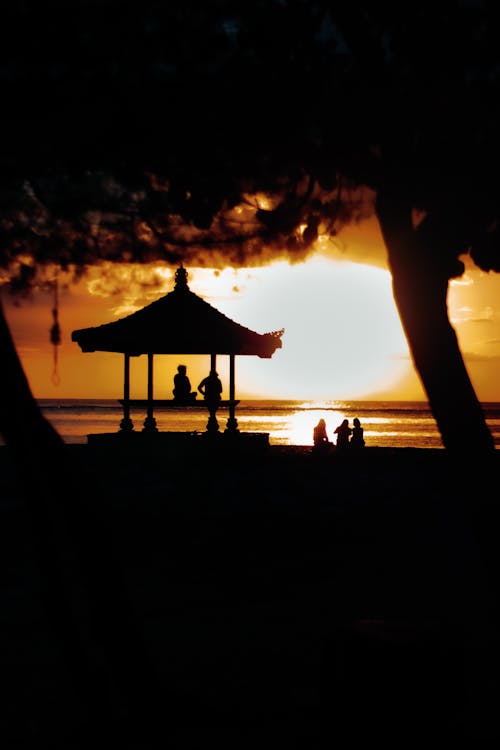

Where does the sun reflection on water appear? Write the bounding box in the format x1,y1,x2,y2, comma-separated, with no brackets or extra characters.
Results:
239,407,348,445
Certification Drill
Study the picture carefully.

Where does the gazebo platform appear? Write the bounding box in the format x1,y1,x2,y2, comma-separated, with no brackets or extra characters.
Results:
118,399,240,409
86,430,270,456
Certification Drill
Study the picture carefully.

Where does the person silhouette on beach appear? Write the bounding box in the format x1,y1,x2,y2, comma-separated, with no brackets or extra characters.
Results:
173,364,196,402
334,418,352,451
313,418,332,452
198,370,223,403
350,417,365,449
198,370,223,432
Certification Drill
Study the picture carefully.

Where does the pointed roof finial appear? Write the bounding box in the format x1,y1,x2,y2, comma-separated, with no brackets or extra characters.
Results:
174,264,189,291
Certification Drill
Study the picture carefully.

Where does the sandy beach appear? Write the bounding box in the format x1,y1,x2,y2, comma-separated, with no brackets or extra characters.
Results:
1,442,499,745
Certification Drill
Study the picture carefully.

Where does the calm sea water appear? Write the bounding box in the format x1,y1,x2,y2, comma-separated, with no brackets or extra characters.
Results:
19,399,500,449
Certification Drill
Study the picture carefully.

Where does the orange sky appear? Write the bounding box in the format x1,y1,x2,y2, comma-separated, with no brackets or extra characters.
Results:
3,217,500,402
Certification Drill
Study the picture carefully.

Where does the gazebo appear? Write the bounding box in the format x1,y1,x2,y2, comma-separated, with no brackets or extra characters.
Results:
71,266,284,436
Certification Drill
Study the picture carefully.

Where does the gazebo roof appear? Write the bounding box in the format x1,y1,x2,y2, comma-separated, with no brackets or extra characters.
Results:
71,266,284,358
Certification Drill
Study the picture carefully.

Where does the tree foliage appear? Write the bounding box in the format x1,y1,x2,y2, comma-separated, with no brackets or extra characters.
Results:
2,0,500,288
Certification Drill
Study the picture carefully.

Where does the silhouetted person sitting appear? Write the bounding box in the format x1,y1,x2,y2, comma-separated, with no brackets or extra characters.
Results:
198,370,222,403
198,369,222,407
334,418,352,451
198,370,223,432
173,364,197,403
313,418,332,452
350,417,365,449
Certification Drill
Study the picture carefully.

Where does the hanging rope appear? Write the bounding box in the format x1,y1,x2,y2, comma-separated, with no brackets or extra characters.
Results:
50,277,61,386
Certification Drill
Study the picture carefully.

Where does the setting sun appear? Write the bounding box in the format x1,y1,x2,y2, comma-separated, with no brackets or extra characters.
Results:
3,248,500,403
189,257,410,399
2,253,411,400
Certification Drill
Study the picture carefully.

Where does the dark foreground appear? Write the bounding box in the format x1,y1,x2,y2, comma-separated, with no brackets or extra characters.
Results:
1,443,499,746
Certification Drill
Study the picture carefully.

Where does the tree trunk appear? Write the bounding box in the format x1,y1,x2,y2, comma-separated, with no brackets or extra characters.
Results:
375,190,494,452
0,296,164,742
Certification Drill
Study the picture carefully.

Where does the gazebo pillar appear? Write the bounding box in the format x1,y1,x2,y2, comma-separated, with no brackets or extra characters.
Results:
143,352,158,432
225,353,239,434
119,353,134,431
206,352,220,433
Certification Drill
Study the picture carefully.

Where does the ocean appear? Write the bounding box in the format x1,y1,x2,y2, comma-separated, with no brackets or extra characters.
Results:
19,399,500,449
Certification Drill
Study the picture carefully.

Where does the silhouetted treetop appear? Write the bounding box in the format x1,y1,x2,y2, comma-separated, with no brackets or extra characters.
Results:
2,1,500,285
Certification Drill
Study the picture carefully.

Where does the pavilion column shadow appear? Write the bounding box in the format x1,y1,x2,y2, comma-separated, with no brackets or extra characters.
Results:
206,407,220,433
119,352,134,431
142,352,158,433
205,353,220,433
225,353,239,435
